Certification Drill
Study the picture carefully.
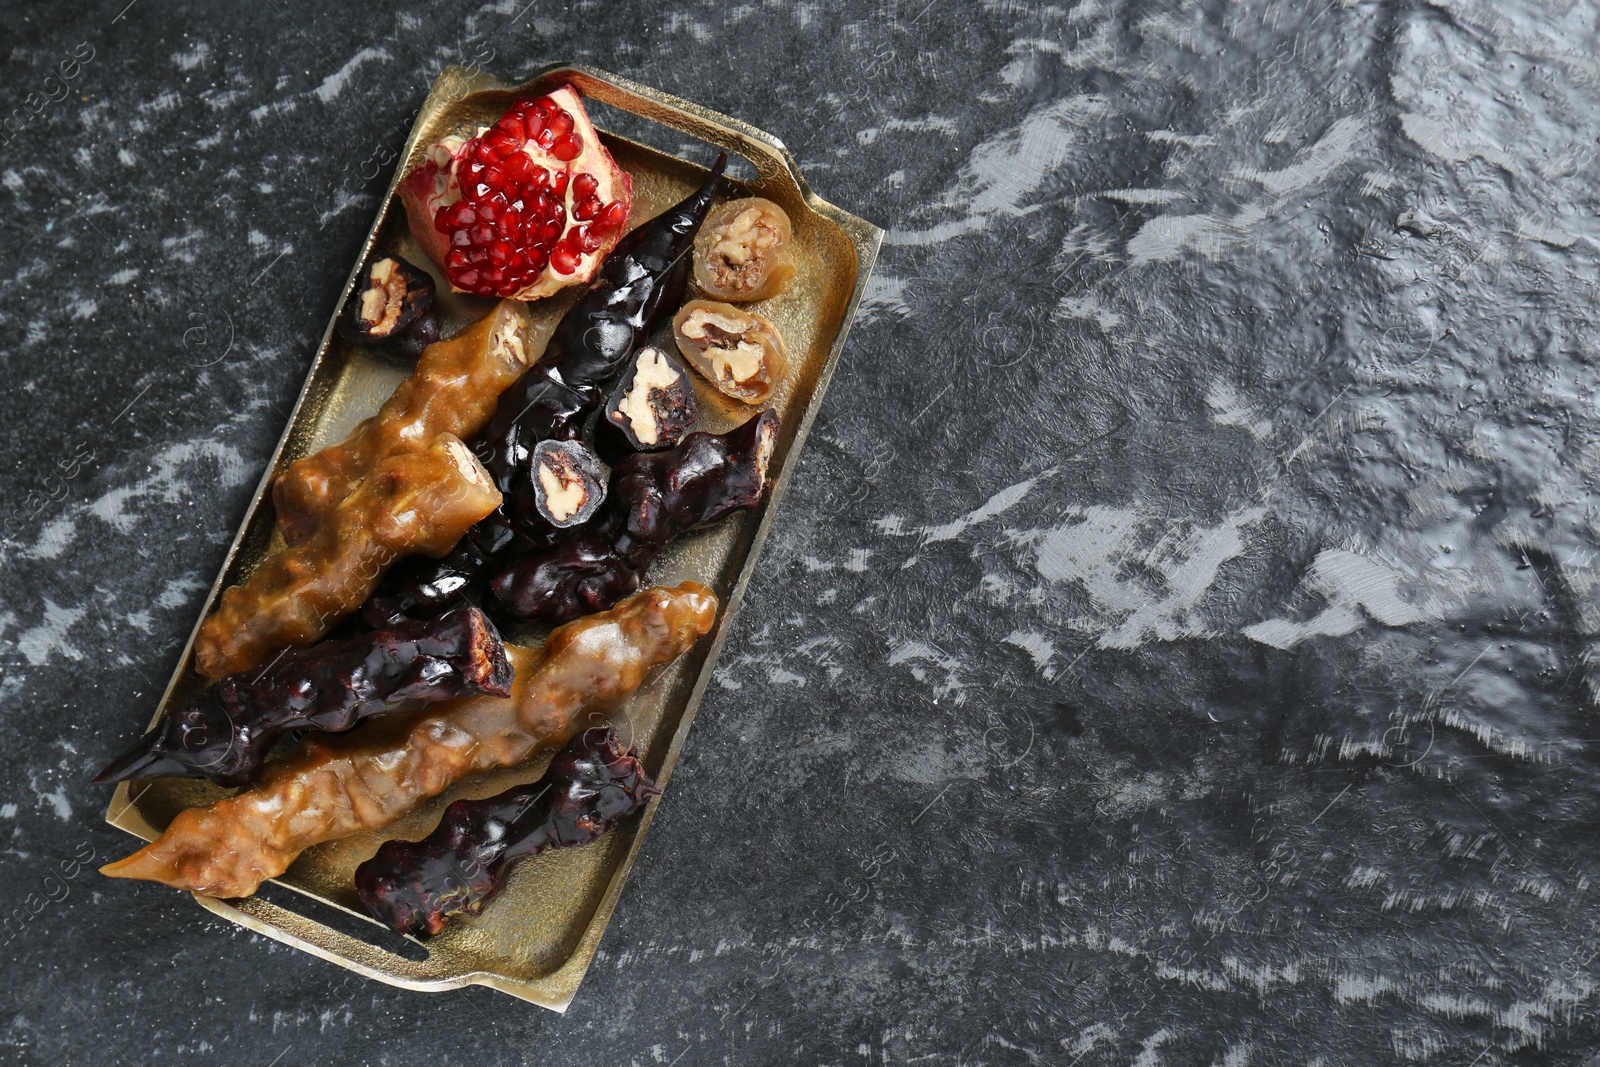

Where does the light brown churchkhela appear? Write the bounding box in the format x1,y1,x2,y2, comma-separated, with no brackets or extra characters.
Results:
194,434,501,679
273,300,534,545
102,583,718,899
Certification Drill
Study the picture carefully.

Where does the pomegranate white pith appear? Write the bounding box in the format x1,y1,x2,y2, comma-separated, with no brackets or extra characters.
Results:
400,86,632,301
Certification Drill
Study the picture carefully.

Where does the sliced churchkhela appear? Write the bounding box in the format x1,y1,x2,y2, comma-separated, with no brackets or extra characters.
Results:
195,434,501,680
672,300,788,404
692,197,796,302
92,608,512,789
274,300,533,545
100,583,718,899
489,410,778,624
364,155,730,619
515,439,609,530
335,254,440,359
596,345,698,461
356,727,657,937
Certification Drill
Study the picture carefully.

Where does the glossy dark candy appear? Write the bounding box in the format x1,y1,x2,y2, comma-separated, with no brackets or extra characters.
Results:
489,409,778,623
475,151,728,498
335,255,440,359
597,345,699,461
360,515,531,628
355,727,658,938
514,439,609,530
92,607,512,788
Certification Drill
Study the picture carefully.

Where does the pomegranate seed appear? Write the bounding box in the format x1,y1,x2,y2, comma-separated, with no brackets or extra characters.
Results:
535,128,556,150
550,244,579,275
446,249,468,269
499,116,524,141
503,151,534,185
498,208,521,235
483,163,506,189
489,240,512,266
450,203,476,227
434,206,451,232
551,170,569,196
457,269,480,288
451,229,472,247
573,173,599,198
477,200,502,223
529,250,549,273
577,226,603,253
551,134,582,162
573,196,600,221
484,267,504,287
467,246,487,264
548,109,574,138
597,201,628,230
471,223,494,245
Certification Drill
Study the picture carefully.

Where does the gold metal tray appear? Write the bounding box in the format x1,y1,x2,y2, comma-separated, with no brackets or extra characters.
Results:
102,64,881,1010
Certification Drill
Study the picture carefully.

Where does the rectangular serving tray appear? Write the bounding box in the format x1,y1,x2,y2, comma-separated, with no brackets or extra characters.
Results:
102,63,881,1010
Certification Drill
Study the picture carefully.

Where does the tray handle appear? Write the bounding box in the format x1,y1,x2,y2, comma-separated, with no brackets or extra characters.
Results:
195,892,473,993
526,64,816,204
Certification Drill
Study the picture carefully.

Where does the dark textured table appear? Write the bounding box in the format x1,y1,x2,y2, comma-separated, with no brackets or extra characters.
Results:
7,1,1600,1063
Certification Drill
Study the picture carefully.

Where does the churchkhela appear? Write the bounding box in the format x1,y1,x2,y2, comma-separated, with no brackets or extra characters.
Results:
672,299,788,404
195,434,502,679
100,583,718,899
334,254,441,359
488,410,777,624
92,608,512,789
691,196,795,303
356,727,657,937
515,438,609,531
274,300,533,545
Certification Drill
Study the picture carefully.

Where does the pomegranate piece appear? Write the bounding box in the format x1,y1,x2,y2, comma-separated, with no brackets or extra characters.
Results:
399,86,633,301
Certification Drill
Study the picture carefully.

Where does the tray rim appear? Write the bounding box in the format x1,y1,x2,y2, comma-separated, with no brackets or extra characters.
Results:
102,61,883,1009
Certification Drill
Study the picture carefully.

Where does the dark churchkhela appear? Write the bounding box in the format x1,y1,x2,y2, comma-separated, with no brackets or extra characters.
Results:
92,607,512,789
363,153,730,622
355,727,658,938
488,409,778,624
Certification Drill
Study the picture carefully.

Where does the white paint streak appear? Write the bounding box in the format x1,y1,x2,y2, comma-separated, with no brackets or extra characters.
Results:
1034,505,1268,649
15,600,86,666
314,48,390,103
1243,548,1441,650
1205,381,1273,441
921,470,1056,545
889,96,1111,246
89,438,250,533
1128,118,1368,264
